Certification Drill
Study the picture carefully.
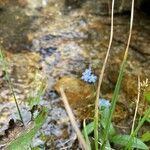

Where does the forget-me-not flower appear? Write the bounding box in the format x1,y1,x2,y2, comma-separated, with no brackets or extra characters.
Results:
81,67,97,83
88,74,97,83
99,99,111,108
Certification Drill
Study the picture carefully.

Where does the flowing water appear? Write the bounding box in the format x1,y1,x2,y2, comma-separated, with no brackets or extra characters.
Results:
0,0,150,149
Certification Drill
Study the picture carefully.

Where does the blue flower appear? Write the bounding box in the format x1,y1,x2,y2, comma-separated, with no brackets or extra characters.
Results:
82,68,92,76
88,74,97,83
99,99,111,108
81,67,97,83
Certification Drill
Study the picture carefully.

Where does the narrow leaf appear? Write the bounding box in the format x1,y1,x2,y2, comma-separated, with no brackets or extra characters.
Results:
82,121,94,136
83,120,91,150
101,108,116,136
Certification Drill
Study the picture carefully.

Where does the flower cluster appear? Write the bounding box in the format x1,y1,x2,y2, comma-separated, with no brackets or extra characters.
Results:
81,67,97,83
99,99,111,108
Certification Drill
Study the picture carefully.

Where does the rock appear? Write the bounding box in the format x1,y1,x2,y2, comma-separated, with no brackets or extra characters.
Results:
65,0,86,9
54,76,96,107
113,103,128,122
84,0,143,15
54,76,96,119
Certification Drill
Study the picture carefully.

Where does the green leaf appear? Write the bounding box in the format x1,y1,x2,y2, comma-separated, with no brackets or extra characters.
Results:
82,120,91,150
99,132,111,150
145,92,150,102
111,134,149,150
142,131,150,142
101,108,116,136
6,107,48,150
101,60,127,149
82,121,94,136
146,118,150,122
125,108,150,150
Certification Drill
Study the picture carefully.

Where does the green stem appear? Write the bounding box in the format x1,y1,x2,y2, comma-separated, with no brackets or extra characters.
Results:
0,50,24,125
101,0,135,148
94,0,115,149
6,76,24,125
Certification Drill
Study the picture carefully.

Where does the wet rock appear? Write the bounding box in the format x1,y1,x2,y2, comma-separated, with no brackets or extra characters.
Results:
108,63,136,100
0,50,43,137
54,76,96,119
32,32,88,52
65,0,86,10
0,69,5,78
0,0,27,7
114,21,150,56
84,0,143,15
32,138,44,148
122,75,138,100
113,103,128,122
0,5,34,51
0,118,23,147
140,0,150,15
25,0,49,12
0,69,5,87
54,76,96,107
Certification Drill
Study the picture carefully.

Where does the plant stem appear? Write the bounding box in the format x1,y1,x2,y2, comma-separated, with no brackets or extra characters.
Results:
60,87,89,150
101,0,135,149
131,76,140,134
6,75,24,125
0,49,24,125
94,0,115,149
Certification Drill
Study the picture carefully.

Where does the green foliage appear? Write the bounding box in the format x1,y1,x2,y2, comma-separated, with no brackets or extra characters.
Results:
144,91,150,122
82,107,116,149
6,107,48,150
142,131,150,142
111,134,148,149
100,107,116,137
83,121,94,136
83,120,92,150
83,105,150,150
125,108,150,150
144,92,150,103
100,60,126,150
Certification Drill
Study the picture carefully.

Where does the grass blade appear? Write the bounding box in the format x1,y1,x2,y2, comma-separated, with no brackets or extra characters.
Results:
0,48,24,125
83,120,92,150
